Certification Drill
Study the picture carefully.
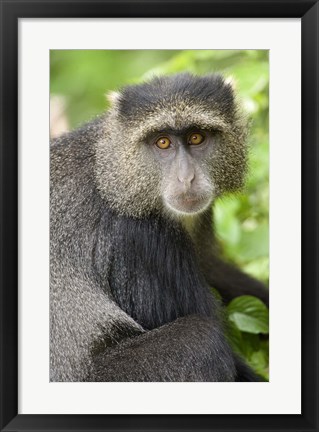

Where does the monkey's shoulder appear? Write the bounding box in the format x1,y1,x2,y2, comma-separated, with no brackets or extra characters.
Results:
50,116,107,173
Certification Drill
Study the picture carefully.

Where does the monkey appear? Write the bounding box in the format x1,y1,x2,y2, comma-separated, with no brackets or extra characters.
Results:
50,73,268,382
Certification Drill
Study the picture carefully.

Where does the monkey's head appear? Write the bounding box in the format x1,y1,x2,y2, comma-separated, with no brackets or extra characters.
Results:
95,73,248,219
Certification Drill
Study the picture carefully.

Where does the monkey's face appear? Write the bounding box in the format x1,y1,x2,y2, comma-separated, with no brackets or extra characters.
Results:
146,129,216,215
97,74,248,219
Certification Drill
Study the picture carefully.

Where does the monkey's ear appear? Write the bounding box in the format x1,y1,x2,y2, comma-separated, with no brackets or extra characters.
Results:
224,76,237,91
106,91,121,107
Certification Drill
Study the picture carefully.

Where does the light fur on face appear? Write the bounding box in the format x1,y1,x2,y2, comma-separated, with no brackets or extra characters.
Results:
95,75,248,218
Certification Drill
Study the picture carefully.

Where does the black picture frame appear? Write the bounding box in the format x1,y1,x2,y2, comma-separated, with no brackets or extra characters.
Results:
1,1,318,431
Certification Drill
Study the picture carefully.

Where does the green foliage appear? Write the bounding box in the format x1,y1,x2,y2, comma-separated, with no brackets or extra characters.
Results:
228,296,269,334
51,49,269,380
227,296,269,379
50,50,181,128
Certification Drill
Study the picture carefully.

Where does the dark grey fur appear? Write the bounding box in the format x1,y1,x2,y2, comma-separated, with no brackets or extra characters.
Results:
50,73,267,382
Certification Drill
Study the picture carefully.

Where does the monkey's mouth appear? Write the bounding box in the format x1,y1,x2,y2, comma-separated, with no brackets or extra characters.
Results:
165,193,212,215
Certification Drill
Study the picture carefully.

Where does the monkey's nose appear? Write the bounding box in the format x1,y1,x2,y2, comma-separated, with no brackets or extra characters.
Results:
177,158,195,186
178,172,195,187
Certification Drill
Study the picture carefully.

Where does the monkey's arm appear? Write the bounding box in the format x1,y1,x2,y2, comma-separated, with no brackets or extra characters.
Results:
89,315,237,382
51,265,237,382
195,208,269,306
201,254,269,306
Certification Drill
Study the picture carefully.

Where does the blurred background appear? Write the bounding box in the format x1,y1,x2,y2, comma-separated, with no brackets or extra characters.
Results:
50,50,269,380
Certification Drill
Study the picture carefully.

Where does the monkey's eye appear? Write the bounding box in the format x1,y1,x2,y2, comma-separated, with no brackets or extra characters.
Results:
155,137,171,149
188,132,205,145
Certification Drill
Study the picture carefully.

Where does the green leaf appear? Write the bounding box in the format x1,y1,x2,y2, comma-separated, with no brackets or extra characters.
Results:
226,322,244,356
248,342,269,380
227,295,269,334
241,332,261,356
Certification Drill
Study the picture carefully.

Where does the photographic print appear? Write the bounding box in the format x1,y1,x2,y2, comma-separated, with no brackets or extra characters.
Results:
49,49,269,383
3,1,318,426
